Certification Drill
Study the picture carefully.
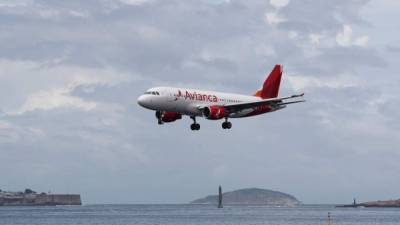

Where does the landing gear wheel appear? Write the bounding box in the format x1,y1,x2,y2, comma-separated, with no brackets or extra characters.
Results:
222,121,232,129
190,116,200,131
191,123,200,131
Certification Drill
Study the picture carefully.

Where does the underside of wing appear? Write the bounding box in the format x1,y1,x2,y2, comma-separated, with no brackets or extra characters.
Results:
222,93,305,114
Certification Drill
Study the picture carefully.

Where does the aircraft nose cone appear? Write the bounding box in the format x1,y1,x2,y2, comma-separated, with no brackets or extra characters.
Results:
137,95,146,107
138,94,154,109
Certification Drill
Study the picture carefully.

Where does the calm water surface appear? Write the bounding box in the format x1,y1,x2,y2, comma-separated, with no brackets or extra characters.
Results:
1,204,399,225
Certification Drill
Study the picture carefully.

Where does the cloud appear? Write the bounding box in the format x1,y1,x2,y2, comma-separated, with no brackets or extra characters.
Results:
17,88,97,114
0,0,33,8
0,59,132,115
118,0,152,6
386,45,400,54
270,0,290,8
309,33,323,45
265,11,287,25
336,24,369,47
265,0,289,25
0,120,45,144
285,73,362,91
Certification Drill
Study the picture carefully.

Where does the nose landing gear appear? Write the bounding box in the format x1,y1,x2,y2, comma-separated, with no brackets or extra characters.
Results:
156,111,163,125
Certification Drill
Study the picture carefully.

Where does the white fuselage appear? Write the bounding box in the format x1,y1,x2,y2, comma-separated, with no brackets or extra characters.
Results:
137,87,280,118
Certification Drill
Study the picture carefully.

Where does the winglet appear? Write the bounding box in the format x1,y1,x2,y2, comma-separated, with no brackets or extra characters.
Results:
253,65,282,99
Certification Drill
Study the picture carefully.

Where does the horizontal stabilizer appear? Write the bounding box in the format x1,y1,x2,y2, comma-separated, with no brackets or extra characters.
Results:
276,100,306,106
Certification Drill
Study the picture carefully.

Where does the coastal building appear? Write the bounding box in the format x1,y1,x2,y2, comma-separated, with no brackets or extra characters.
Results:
0,189,81,206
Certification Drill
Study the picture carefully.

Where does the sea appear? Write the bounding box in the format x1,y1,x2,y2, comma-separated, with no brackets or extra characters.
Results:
0,204,399,225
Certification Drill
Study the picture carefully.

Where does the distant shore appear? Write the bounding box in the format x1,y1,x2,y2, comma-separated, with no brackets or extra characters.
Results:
0,189,81,206
337,199,400,208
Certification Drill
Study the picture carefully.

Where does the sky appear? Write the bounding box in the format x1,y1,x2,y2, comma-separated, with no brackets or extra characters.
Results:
0,0,399,204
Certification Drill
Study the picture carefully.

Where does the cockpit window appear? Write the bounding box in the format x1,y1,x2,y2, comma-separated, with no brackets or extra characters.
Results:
144,91,160,95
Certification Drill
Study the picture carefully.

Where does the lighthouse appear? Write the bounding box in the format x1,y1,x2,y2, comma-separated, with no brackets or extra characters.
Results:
218,185,223,208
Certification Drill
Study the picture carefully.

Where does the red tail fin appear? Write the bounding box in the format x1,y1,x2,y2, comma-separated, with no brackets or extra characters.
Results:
253,64,282,99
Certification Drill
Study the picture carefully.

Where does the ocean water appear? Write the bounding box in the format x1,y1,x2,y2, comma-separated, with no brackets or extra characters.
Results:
0,204,399,225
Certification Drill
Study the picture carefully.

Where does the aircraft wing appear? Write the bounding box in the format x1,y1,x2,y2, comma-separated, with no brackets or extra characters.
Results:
222,93,305,113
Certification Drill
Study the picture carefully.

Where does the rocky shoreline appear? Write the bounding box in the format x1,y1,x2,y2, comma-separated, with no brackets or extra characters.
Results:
337,199,400,208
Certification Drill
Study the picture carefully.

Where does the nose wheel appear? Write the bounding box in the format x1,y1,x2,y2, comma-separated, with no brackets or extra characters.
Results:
222,118,232,129
190,116,200,131
156,111,163,125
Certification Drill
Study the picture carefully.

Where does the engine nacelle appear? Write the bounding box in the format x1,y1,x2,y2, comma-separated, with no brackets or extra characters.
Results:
160,112,182,123
203,106,226,120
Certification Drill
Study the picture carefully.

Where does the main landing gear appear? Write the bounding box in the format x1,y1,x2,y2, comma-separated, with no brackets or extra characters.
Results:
190,116,200,131
222,118,232,130
190,117,231,130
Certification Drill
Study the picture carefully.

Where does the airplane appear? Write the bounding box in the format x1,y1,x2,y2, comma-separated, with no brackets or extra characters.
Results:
137,64,305,130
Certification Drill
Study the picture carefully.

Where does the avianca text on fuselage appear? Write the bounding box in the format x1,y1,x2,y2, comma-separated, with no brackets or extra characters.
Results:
137,64,305,131
176,90,219,103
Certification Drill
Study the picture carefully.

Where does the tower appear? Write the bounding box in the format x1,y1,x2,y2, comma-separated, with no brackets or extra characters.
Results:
327,212,331,225
218,185,223,208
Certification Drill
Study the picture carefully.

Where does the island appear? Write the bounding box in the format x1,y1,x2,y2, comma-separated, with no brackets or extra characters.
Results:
337,199,400,208
191,188,300,207
0,189,82,206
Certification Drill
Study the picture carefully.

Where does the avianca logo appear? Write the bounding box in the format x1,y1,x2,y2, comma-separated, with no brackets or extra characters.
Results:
176,90,218,102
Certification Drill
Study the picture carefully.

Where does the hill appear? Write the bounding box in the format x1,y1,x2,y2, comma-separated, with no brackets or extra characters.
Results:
191,188,300,206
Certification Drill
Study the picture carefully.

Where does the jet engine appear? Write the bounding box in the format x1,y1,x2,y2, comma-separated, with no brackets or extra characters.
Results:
203,106,226,120
156,111,182,123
